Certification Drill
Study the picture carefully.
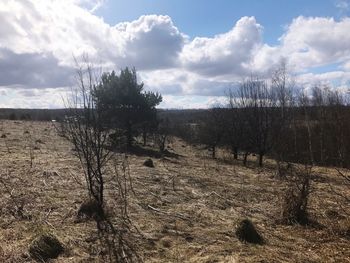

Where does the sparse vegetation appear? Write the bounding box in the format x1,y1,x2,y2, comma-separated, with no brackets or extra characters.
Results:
0,120,349,262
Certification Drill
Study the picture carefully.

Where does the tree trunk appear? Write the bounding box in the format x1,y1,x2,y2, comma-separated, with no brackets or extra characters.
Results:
293,120,298,160
142,126,147,146
99,178,104,207
258,152,264,167
320,125,324,165
276,159,281,177
305,114,314,166
212,146,216,159
243,152,248,166
126,122,132,148
340,128,345,168
232,146,238,160
160,137,166,152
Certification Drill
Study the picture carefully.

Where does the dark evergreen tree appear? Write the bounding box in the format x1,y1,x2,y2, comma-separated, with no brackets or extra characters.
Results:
94,67,162,147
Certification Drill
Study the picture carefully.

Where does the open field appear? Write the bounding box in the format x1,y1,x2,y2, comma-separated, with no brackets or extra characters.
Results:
0,120,349,262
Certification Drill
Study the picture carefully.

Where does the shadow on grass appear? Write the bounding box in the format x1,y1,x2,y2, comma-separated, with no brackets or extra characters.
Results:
115,144,182,159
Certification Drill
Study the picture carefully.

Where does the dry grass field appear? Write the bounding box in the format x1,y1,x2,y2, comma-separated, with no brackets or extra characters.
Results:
0,120,349,262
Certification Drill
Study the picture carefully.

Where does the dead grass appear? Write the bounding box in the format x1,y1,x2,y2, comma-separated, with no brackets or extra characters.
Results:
0,120,349,262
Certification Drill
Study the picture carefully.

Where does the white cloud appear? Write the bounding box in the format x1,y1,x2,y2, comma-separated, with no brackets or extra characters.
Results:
342,60,350,70
0,1,185,69
114,15,187,70
280,16,350,70
141,69,187,95
181,16,263,77
142,69,236,97
0,87,68,108
84,0,106,13
159,95,227,109
0,48,74,88
335,0,350,12
298,71,350,88
251,45,283,74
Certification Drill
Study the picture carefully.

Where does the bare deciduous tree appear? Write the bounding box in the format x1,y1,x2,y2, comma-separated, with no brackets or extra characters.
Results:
63,57,112,207
227,91,246,161
155,117,171,152
270,62,295,176
231,76,277,166
198,106,226,159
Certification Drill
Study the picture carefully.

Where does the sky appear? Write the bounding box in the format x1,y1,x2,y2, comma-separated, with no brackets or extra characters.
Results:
0,0,350,108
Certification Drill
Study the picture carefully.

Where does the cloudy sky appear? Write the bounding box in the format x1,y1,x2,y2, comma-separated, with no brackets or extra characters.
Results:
0,0,350,108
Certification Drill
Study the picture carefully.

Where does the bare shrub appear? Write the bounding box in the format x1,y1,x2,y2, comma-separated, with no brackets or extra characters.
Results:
0,176,31,220
281,165,312,225
327,169,350,238
333,169,350,211
77,199,105,221
154,117,171,152
24,129,35,168
62,58,112,207
95,157,141,262
1,133,11,153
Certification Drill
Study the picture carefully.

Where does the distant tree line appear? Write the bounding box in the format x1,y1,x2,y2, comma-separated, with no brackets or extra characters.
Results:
0,108,68,121
166,64,350,169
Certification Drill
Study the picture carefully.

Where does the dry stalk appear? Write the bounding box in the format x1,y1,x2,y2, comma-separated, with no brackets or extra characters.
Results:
0,173,29,220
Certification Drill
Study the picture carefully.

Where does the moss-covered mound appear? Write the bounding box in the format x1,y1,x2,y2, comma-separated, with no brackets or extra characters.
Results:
29,233,64,261
143,158,154,168
235,219,264,244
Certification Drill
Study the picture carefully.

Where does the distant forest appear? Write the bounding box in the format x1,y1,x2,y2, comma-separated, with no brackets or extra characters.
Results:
0,108,68,121
0,108,205,122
